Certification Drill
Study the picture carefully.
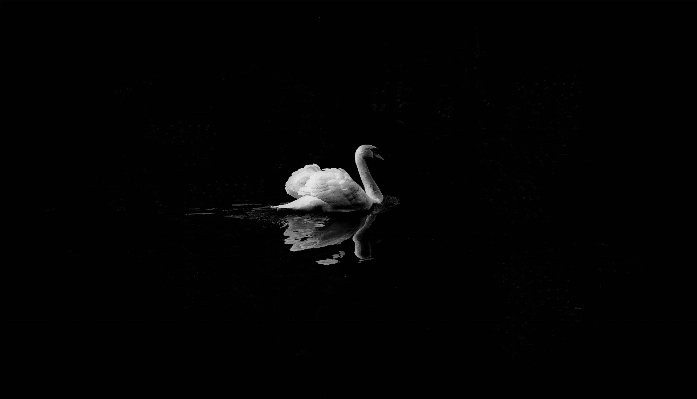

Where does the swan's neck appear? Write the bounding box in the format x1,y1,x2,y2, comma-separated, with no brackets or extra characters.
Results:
355,153,383,204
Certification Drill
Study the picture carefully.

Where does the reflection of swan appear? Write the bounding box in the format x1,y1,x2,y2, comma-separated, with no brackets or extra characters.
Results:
272,145,384,212
282,211,379,261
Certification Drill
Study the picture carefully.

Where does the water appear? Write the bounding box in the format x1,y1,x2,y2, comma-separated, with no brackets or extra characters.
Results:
116,192,609,382
0,167,653,391
142,196,437,327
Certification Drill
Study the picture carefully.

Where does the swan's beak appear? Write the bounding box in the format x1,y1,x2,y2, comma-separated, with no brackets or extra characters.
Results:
374,153,384,161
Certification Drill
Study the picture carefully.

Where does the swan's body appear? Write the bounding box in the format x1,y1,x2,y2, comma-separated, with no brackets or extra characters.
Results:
272,145,384,212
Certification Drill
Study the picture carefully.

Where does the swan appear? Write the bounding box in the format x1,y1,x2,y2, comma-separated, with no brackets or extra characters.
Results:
272,145,384,212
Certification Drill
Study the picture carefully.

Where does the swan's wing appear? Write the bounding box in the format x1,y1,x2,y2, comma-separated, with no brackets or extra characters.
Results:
297,168,369,209
285,164,321,199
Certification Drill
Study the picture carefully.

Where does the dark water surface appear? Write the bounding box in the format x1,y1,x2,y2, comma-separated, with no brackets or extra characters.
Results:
114,196,518,386
61,191,641,388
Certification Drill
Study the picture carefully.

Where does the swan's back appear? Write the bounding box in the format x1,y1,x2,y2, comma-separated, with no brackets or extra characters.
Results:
300,168,354,192
285,164,321,199
298,168,370,210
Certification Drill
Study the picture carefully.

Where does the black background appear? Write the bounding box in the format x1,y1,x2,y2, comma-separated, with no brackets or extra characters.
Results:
1,1,694,397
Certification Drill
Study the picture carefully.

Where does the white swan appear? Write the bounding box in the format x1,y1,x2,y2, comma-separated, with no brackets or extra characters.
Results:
272,145,384,212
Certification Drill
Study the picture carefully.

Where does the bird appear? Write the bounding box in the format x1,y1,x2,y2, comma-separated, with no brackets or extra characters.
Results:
272,145,384,212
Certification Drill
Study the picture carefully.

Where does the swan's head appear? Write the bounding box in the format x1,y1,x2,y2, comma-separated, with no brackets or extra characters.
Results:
356,145,384,160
